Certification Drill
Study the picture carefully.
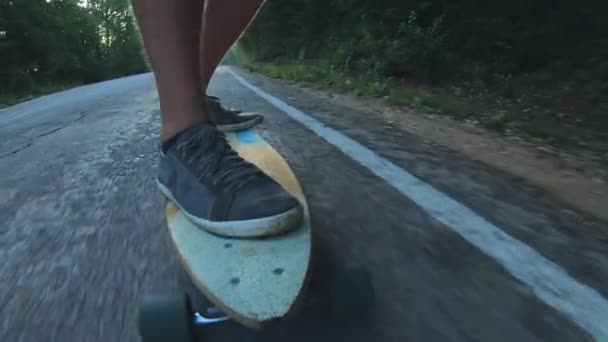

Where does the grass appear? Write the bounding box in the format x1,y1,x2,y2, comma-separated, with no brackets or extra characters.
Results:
519,113,572,144
484,110,514,132
231,49,587,147
482,106,572,143
387,86,428,107
243,59,474,115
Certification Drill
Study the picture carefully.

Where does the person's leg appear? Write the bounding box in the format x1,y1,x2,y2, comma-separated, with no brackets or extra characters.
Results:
131,0,303,237
131,0,206,142
200,0,265,91
199,0,266,132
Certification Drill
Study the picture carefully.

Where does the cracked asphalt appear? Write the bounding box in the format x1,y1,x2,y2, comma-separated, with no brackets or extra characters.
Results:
1,67,607,342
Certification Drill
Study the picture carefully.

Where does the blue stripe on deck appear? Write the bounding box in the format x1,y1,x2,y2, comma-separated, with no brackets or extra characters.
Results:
235,129,262,143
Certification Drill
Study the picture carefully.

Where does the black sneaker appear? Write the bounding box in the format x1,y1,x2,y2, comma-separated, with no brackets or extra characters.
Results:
157,122,303,238
206,95,263,132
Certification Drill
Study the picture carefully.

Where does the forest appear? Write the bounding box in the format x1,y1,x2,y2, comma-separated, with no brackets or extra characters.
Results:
2,0,606,146
236,0,607,145
241,1,607,81
0,0,146,104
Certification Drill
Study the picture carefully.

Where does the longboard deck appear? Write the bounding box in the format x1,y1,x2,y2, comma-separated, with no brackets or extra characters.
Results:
165,129,312,329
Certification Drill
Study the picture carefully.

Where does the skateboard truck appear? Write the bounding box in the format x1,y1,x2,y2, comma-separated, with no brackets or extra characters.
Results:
138,293,230,342
194,308,229,325
138,264,375,342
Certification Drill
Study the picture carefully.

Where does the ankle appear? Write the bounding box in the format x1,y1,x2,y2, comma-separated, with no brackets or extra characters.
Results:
161,117,209,143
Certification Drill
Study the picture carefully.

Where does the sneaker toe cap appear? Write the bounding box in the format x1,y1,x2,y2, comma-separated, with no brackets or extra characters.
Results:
229,186,302,221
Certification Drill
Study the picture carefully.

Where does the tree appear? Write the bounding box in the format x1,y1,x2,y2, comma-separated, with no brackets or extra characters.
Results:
0,0,145,98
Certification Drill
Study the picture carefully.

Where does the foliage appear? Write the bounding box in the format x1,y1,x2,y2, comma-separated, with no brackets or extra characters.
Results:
0,0,146,101
239,0,608,84
236,0,608,146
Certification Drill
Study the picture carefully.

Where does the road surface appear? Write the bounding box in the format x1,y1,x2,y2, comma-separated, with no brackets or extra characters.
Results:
1,67,607,342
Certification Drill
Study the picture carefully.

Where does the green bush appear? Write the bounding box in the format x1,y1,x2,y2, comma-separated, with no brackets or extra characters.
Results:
379,11,450,82
239,0,606,85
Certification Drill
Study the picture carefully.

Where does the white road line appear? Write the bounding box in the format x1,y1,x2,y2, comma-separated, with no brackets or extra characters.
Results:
226,67,608,341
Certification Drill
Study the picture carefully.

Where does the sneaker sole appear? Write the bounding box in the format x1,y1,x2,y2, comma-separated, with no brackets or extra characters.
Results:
157,179,303,238
216,113,264,132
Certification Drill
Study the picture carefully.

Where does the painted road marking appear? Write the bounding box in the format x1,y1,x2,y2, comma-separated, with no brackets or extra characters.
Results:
226,67,608,341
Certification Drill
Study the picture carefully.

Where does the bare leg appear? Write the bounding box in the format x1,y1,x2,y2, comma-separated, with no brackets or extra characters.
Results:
131,0,206,142
199,0,265,91
130,0,301,238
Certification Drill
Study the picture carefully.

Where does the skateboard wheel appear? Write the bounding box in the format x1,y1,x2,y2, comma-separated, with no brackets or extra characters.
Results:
138,293,196,342
326,268,374,319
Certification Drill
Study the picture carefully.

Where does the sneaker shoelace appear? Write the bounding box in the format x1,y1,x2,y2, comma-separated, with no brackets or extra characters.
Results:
176,126,264,192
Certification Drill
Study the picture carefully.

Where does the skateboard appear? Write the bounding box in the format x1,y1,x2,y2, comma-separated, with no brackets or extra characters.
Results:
138,129,373,342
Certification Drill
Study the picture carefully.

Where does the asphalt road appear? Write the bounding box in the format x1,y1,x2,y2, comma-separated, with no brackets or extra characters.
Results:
1,67,608,342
